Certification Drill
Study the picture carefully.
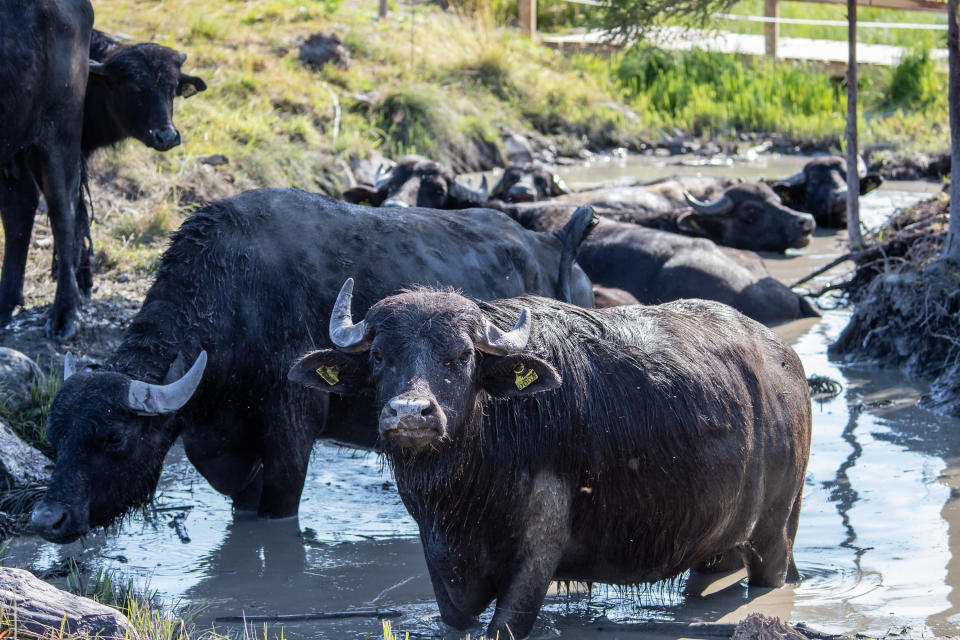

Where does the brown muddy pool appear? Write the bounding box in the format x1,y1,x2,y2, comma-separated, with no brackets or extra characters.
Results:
4,164,955,639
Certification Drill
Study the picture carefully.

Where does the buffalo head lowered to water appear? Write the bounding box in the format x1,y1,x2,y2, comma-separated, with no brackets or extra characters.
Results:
341,156,488,209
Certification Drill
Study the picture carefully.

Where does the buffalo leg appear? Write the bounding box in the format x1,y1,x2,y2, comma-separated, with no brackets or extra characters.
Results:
0,164,39,325
743,494,800,588
258,400,312,518
785,488,803,583
423,553,486,631
487,472,570,639
37,145,82,341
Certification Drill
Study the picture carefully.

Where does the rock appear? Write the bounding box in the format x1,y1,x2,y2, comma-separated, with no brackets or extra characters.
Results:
299,32,351,70
0,567,139,640
0,420,51,490
502,132,534,164
350,152,394,187
197,154,229,166
732,613,810,640
0,347,41,412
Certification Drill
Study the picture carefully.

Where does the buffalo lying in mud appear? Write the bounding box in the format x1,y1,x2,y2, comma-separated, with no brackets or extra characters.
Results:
490,164,815,253
341,156,488,209
769,155,883,228
0,0,93,341
506,204,819,325
290,281,812,639
0,26,206,341
30,189,594,543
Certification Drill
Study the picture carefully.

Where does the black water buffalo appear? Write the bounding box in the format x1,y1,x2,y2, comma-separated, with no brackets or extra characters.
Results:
341,156,488,209
30,189,594,543
491,166,815,253
290,282,812,639
591,284,639,308
507,204,819,325
0,0,93,340
770,156,883,228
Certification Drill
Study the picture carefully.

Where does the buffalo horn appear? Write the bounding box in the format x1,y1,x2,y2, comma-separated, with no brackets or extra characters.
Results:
450,177,488,205
552,173,572,195
476,308,532,355
684,191,734,216
63,353,76,381
329,278,371,352
126,351,208,416
777,170,806,187
374,165,391,191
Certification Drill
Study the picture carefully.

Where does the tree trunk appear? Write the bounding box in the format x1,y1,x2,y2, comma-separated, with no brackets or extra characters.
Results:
846,0,864,250
942,0,960,262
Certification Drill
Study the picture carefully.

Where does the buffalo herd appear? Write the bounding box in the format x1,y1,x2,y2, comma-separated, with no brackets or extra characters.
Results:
6,4,888,636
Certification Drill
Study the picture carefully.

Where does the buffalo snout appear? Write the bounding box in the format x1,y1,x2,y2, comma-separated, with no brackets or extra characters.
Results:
380,393,446,448
30,500,87,544
507,183,537,202
148,126,181,151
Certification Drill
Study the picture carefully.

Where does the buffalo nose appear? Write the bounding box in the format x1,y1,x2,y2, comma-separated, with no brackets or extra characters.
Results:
831,188,849,209
30,502,69,537
799,216,815,232
387,397,434,419
149,127,181,151
507,185,536,203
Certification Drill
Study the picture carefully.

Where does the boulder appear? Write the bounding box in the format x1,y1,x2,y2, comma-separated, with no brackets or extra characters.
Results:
0,567,139,639
502,132,534,164
0,347,41,412
0,421,51,490
299,32,351,70
732,613,810,640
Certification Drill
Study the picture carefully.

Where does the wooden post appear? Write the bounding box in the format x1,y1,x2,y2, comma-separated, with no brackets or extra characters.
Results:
519,0,537,38
943,0,960,262
846,0,864,250
379,0,387,19
764,0,779,59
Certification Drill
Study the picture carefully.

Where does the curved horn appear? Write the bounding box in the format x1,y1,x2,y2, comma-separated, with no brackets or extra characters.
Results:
126,351,207,416
856,155,867,178
374,164,391,191
552,173,571,195
476,309,531,355
63,353,76,381
684,191,734,216
777,170,806,187
449,177,488,206
329,278,371,352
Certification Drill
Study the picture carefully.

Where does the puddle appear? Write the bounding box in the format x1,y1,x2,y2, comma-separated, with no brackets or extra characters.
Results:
4,169,954,639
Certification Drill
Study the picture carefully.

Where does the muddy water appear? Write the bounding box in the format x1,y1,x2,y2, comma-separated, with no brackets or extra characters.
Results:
5,163,956,639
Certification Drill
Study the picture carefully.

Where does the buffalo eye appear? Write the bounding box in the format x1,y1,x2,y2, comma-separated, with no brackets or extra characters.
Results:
104,433,124,449
371,350,384,365
445,350,472,367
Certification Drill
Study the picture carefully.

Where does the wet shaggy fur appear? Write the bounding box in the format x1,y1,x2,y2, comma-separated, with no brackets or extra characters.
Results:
33,188,593,542
318,290,811,638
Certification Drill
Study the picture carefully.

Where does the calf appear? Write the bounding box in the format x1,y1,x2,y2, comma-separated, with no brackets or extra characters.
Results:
290,281,812,639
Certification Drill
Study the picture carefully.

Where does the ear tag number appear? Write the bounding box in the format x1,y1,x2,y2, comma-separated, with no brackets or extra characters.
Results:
514,363,538,390
317,365,340,386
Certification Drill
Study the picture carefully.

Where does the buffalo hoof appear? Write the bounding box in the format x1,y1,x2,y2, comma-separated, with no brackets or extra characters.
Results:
44,310,79,342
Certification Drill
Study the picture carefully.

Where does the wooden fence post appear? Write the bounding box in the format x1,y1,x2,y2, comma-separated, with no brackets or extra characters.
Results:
519,0,537,38
379,0,387,19
764,0,779,58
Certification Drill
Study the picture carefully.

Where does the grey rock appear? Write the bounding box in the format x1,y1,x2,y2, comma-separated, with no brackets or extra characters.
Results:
0,420,51,490
0,347,41,412
0,567,139,640
503,133,533,164
299,32,351,70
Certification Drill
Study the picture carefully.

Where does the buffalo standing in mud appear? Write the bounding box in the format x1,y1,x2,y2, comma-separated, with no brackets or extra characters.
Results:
290,281,812,639
490,164,815,253
30,189,594,542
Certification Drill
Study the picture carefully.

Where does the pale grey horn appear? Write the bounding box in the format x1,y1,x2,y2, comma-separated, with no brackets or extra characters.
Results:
63,353,76,381
450,177,488,205
329,278,371,352
126,351,207,416
684,191,734,216
778,170,806,187
374,164,391,190
552,173,571,195
476,308,532,355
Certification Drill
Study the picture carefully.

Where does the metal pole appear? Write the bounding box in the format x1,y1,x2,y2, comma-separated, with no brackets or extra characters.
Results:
846,0,864,250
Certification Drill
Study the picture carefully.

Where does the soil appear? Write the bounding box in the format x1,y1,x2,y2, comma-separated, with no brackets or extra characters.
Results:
829,196,960,418
865,149,951,182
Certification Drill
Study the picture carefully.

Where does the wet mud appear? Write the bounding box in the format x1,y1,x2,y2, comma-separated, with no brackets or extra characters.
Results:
3,157,954,639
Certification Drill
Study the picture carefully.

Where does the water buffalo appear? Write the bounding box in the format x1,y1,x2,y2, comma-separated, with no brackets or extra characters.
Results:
290,282,811,639
506,203,819,325
341,156,488,209
30,189,594,543
0,0,93,340
490,165,815,253
769,156,883,228
591,285,639,308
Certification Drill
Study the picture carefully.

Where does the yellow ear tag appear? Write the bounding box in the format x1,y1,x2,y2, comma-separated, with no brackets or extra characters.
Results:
316,365,340,386
513,363,538,390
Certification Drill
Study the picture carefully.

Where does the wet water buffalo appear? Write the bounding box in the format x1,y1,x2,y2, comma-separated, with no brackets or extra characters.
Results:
290,282,811,639
770,155,883,228
30,189,594,543
490,165,815,253
341,156,488,209
0,0,93,340
507,203,818,325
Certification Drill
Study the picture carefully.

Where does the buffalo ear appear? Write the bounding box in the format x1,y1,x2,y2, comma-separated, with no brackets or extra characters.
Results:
288,349,369,395
675,211,710,237
770,181,799,205
478,353,561,398
89,60,110,77
177,74,207,98
860,173,883,195
341,185,386,206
